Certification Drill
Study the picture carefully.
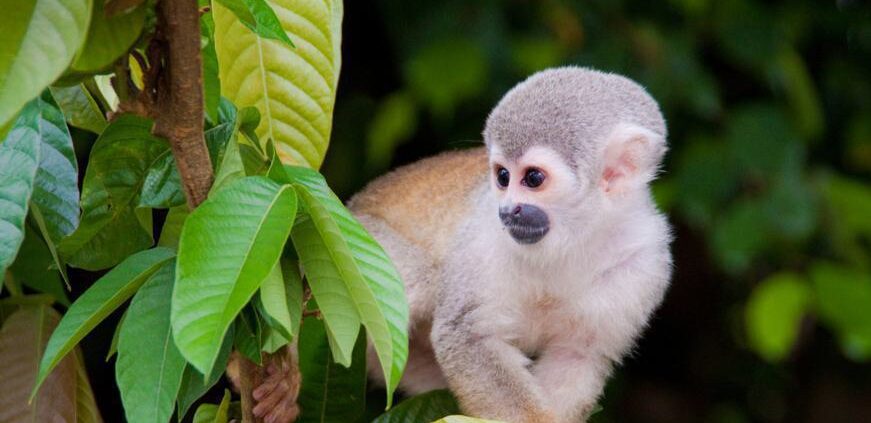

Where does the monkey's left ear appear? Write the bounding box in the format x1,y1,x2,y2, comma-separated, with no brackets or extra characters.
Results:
600,123,667,195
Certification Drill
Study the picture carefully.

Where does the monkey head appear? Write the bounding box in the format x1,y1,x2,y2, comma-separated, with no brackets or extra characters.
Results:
483,67,667,248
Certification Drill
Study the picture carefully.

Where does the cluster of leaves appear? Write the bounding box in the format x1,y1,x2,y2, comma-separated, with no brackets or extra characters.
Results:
0,0,484,422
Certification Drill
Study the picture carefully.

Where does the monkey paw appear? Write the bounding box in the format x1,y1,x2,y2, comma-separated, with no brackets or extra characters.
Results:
252,360,301,423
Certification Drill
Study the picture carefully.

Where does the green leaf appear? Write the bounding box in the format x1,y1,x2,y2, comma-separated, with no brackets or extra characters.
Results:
202,11,221,124
172,176,298,375
0,306,77,423
139,150,186,208
158,206,190,249
49,84,107,134
213,0,343,168
371,390,460,423
234,306,263,364
811,263,871,360
745,273,811,362
28,93,80,244
33,247,175,397
287,165,408,405
259,258,303,341
290,215,359,366
0,119,39,277
0,0,90,127
8,221,70,306
117,260,186,423
214,0,295,47
0,94,79,277
176,325,234,421
192,390,231,423
297,317,368,423
59,115,168,270
212,135,246,192
70,0,146,73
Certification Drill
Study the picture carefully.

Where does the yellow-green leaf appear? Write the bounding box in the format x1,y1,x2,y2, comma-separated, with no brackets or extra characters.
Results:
213,0,344,168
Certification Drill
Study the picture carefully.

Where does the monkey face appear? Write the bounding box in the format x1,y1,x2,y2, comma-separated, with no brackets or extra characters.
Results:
489,145,587,246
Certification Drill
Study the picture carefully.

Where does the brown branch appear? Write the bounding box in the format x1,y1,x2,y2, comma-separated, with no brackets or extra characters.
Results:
152,0,213,208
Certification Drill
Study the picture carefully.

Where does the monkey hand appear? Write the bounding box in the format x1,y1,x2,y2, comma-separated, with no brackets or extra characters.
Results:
252,356,302,423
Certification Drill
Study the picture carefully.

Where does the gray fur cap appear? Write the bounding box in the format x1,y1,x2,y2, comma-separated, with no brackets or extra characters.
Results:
484,67,666,168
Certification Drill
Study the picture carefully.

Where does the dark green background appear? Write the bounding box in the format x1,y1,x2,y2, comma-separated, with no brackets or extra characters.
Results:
322,0,871,422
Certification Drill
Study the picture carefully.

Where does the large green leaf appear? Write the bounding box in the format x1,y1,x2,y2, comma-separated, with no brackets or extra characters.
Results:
371,390,460,423
49,84,107,134
0,0,91,127
29,93,80,245
212,0,343,168
117,260,186,423
172,176,298,375
0,306,77,423
0,94,78,276
33,247,176,396
0,122,41,277
287,165,408,405
59,115,168,270
297,317,367,423
291,214,359,366
70,0,146,73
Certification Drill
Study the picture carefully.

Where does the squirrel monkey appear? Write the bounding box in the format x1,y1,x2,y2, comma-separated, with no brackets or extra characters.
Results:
252,67,672,423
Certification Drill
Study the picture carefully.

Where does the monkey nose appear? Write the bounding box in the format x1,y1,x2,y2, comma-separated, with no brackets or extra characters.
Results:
499,204,547,226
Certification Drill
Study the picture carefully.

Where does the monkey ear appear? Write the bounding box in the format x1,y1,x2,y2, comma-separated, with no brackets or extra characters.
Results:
599,123,667,195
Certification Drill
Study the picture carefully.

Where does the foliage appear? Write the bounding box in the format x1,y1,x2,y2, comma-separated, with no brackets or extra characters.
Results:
1,0,416,422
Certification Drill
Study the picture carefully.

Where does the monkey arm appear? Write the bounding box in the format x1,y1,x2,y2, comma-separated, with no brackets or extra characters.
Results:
533,251,671,422
431,292,555,423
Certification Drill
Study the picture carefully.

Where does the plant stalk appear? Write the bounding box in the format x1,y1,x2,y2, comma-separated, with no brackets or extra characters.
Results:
152,0,214,208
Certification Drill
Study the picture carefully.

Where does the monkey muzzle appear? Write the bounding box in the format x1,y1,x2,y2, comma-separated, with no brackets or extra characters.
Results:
499,204,550,244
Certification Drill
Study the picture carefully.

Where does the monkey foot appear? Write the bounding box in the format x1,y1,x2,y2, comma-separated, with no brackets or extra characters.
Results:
252,360,301,423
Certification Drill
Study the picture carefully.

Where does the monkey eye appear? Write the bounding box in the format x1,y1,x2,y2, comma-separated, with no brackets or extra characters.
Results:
496,166,510,188
522,168,546,188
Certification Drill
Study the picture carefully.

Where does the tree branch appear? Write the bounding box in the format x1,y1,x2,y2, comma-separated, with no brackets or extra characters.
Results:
152,0,213,208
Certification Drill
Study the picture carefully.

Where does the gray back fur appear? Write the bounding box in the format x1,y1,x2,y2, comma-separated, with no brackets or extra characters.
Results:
483,67,666,175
